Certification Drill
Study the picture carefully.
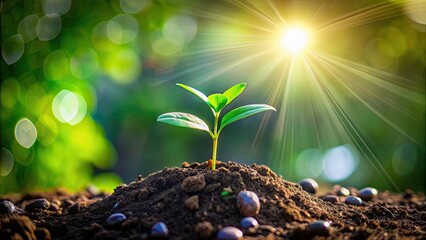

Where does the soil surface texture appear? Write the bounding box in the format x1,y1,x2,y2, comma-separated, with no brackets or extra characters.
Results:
1,161,425,239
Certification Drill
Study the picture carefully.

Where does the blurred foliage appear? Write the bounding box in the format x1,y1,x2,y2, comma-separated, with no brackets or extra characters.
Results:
1,0,425,194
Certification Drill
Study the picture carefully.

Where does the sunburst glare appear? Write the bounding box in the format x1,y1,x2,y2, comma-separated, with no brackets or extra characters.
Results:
171,0,425,191
280,26,311,53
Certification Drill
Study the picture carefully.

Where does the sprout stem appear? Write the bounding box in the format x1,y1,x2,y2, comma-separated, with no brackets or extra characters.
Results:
211,112,220,170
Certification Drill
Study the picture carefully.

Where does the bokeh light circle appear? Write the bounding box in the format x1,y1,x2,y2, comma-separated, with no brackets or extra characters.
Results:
17,15,40,42
44,50,69,80
2,34,25,65
14,118,38,149
119,0,149,14
107,14,138,45
104,47,141,84
151,30,182,56
52,90,87,125
365,38,396,70
0,148,14,177
42,0,72,16
70,48,99,79
163,14,198,45
322,145,358,182
36,13,62,41
295,149,323,178
392,143,417,176
92,21,114,52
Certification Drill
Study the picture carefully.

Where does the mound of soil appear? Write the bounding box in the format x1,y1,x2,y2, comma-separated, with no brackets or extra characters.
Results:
1,161,425,239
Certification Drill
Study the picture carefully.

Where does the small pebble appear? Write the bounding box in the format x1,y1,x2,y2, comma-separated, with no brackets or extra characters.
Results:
308,220,331,236
337,187,350,196
85,185,100,196
181,174,206,192
345,196,363,206
298,178,319,194
322,195,339,203
358,187,378,201
240,217,259,230
216,227,243,240
0,200,15,215
236,191,260,216
151,221,169,238
106,213,127,226
184,195,199,211
25,198,50,212
194,221,214,239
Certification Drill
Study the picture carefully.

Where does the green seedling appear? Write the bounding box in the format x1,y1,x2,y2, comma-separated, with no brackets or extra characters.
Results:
157,83,276,170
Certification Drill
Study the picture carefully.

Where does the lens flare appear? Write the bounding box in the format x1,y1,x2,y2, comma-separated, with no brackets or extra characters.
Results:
281,27,310,53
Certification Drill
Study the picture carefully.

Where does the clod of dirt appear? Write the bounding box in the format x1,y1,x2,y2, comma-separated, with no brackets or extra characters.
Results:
1,161,425,239
181,174,206,192
184,195,199,211
0,215,50,240
194,221,214,239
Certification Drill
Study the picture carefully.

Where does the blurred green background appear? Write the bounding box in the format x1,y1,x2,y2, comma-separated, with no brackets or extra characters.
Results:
1,0,425,194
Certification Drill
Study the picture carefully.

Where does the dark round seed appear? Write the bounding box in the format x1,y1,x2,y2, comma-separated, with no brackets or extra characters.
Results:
240,217,259,230
337,187,350,196
298,178,319,194
25,198,50,212
358,187,378,201
345,196,362,206
308,220,331,236
322,195,339,203
151,221,169,238
236,191,260,217
216,227,243,240
0,200,15,215
106,213,126,226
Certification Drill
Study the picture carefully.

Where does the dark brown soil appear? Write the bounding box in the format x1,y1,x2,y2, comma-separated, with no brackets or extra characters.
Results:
1,161,425,239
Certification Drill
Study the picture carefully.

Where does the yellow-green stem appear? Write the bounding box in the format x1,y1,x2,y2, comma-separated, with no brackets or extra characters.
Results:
211,136,218,170
211,112,220,170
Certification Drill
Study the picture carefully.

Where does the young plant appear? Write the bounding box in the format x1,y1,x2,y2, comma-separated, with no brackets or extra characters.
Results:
157,83,276,170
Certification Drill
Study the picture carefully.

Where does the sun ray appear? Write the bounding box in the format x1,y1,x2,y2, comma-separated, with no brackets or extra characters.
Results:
309,51,424,145
315,2,402,34
229,0,284,30
303,54,401,190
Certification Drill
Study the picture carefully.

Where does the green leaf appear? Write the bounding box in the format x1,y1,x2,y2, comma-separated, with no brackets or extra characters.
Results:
219,104,276,131
157,112,211,133
176,83,208,103
208,94,228,113
223,83,246,106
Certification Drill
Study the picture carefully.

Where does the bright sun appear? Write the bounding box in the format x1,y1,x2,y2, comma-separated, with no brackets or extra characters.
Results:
281,27,310,54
